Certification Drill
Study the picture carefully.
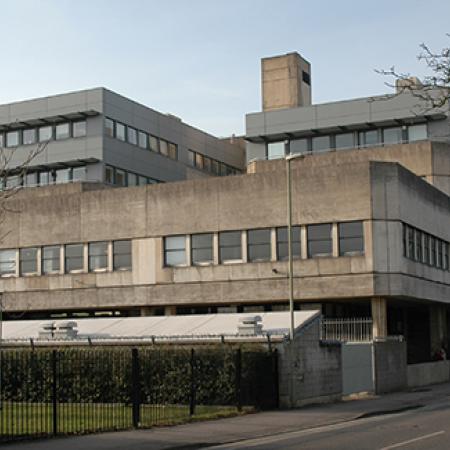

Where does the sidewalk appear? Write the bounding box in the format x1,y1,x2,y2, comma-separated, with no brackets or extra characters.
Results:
8,383,450,450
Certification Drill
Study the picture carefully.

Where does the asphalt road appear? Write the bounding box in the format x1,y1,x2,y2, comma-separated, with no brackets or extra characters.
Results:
206,401,450,450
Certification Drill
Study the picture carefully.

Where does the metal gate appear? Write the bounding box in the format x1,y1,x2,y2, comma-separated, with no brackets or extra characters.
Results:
341,343,374,395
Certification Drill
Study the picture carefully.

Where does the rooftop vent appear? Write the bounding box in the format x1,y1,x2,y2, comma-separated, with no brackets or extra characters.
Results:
237,315,263,336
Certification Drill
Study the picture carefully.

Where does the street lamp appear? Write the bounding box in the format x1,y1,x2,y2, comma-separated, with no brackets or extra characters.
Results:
285,141,306,341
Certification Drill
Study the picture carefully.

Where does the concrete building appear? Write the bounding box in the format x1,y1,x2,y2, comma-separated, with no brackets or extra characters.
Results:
1,52,450,365
0,88,244,188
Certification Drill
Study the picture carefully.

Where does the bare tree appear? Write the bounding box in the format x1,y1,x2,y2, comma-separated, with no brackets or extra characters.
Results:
375,34,450,112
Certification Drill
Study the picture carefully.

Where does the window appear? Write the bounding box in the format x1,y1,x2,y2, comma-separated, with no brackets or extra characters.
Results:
20,248,38,275
359,130,379,147
149,135,159,152
211,160,220,175
23,129,37,145
128,172,137,186
339,221,364,256
248,229,272,262
437,240,443,268
73,121,87,138
220,163,227,176
267,142,285,160
55,123,70,140
302,71,311,85
191,233,213,265
204,157,211,172
444,243,449,270
335,133,354,150
160,139,169,156
113,240,132,270
277,226,301,260
138,175,147,185
115,169,126,186
164,236,186,267
127,127,137,145
24,172,38,186
138,131,148,149
105,165,114,184
414,229,422,262
56,169,71,183
290,138,309,155
311,136,330,153
195,153,204,169
89,241,108,271
65,243,84,272
430,236,436,266
168,143,177,160
72,166,86,182
408,124,427,141
39,171,50,186
188,150,195,167
383,127,403,145
219,231,242,263
105,118,115,137
407,226,415,259
0,249,16,276
307,223,332,257
39,126,53,142
116,122,126,141
423,234,430,264
42,246,60,274
6,131,19,147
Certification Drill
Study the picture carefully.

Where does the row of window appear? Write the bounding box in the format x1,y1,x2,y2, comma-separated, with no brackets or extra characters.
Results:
0,240,131,277
267,124,428,160
187,150,241,176
0,121,87,148
403,224,449,270
104,117,178,160
164,221,364,267
104,165,160,187
1,166,88,190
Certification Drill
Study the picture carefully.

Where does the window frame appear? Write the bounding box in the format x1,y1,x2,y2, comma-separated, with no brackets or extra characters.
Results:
164,235,187,267
88,241,109,272
219,230,242,264
307,223,333,258
338,221,364,256
113,240,132,271
191,233,214,266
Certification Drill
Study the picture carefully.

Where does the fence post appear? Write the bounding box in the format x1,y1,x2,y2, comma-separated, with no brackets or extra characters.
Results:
51,349,58,436
235,348,242,412
131,348,141,428
189,348,196,416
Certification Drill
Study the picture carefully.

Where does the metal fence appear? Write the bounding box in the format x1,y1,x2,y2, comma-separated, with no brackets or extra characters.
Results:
320,317,373,342
0,345,278,443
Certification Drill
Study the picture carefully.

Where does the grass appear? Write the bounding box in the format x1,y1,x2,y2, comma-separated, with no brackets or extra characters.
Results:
0,401,252,440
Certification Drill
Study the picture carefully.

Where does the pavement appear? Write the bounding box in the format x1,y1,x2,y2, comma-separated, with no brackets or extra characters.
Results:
7,382,450,450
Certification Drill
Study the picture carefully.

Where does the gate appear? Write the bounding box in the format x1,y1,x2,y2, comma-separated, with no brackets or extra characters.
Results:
341,343,374,395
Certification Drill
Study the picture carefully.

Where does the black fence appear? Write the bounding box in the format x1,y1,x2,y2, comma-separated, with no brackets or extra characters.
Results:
0,345,278,442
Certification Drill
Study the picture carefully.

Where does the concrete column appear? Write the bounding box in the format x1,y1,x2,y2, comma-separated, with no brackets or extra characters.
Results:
107,241,113,272
371,297,387,339
241,231,248,262
165,305,176,316
14,249,19,277
300,226,307,259
185,235,191,266
60,245,65,275
36,247,42,275
213,233,219,265
83,243,89,272
270,228,277,261
430,303,447,354
332,223,339,257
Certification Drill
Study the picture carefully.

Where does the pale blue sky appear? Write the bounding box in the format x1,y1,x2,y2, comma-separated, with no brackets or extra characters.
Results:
1,0,449,136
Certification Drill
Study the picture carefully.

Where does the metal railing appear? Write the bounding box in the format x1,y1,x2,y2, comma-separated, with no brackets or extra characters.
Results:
320,317,373,342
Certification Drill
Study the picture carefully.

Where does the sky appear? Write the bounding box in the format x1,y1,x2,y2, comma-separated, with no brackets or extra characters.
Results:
1,0,449,137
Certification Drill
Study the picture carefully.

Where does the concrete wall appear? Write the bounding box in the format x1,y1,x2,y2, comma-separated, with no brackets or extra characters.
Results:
407,361,450,388
373,339,407,394
277,319,342,407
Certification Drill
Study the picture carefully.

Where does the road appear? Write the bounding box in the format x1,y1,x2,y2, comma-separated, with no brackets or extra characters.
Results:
206,401,450,450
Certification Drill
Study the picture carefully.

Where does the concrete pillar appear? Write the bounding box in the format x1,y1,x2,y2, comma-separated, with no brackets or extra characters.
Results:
430,303,447,354
164,305,176,316
371,297,387,339
332,223,339,257
300,226,307,259
140,307,153,317
270,228,277,261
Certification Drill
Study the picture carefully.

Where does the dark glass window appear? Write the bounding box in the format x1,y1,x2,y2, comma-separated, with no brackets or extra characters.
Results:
339,222,364,256
168,143,177,160
430,236,437,266
160,139,169,156
188,150,195,167
290,138,309,155
437,240,443,268
311,136,330,153
105,165,114,184
359,130,379,147
116,122,126,141
219,231,242,263
444,243,449,270
195,153,204,169
407,226,415,259
204,157,212,172
127,127,137,145
73,121,87,138
408,124,427,142
335,133,354,150
302,70,311,85
414,230,422,262
211,160,220,175
191,233,213,265
55,123,70,140
383,127,403,145
23,129,37,145
115,169,126,186
164,236,186,267
42,245,60,274
20,247,38,275
89,241,108,271
65,244,84,272
423,234,430,264
276,226,300,260
307,224,332,257
138,131,148,149
267,142,285,160
149,135,159,152
128,173,137,186
105,118,114,137
113,240,131,270
248,229,271,262
0,249,16,276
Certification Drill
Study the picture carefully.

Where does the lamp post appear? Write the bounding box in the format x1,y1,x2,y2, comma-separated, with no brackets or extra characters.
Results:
285,142,305,341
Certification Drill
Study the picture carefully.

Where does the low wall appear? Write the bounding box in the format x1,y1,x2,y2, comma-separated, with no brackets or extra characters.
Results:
277,318,342,408
374,339,407,394
407,361,450,388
